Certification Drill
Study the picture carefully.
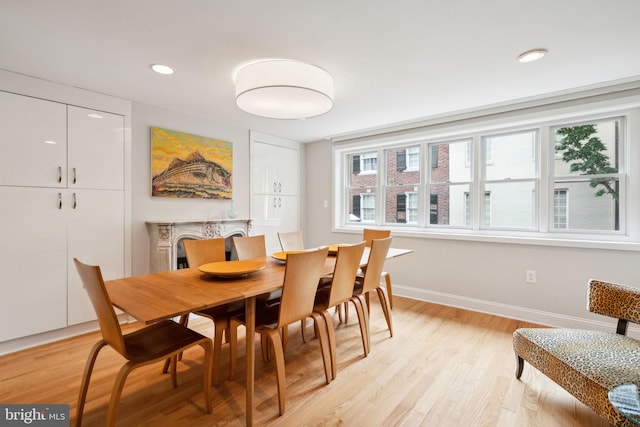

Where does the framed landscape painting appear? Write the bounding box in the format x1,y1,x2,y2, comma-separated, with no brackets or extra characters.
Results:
151,126,233,199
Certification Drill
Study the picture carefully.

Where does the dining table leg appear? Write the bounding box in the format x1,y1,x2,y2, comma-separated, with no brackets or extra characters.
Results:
245,296,255,427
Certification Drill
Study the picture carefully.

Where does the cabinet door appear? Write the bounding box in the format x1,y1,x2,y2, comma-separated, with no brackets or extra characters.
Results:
276,146,299,196
0,91,67,188
68,106,125,190
0,187,67,341
251,194,299,254
67,189,125,325
251,141,280,194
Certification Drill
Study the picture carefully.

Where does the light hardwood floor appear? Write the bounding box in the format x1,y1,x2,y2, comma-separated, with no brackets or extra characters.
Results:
0,296,609,426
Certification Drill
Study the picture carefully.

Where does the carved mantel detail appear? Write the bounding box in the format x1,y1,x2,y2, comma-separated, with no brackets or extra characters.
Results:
146,219,252,272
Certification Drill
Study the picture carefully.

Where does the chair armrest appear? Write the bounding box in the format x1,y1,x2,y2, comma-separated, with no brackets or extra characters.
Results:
588,279,640,327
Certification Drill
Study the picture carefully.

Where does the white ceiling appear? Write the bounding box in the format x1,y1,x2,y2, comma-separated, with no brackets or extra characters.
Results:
2,0,640,143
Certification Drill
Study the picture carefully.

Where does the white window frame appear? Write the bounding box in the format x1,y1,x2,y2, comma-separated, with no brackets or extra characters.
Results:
332,90,640,250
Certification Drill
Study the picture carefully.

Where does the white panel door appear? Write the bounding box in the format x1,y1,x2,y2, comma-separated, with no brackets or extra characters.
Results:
67,189,124,325
0,187,67,341
0,91,67,188
67,106,125,190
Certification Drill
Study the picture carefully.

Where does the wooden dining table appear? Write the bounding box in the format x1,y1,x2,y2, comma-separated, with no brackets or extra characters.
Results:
104,246,412,426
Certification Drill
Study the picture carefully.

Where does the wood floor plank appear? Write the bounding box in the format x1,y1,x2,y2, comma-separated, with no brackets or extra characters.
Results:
0,296,610,426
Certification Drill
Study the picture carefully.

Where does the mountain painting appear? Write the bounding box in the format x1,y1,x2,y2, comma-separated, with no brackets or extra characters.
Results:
151,127,233,199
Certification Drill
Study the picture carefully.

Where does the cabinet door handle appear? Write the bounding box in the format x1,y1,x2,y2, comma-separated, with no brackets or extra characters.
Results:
278,197,282,208
273,197,277,208
57,193,62,209
73,193,77,209
57,166,62,183
72,167,77,184
273,182,277,192
278,182,282,192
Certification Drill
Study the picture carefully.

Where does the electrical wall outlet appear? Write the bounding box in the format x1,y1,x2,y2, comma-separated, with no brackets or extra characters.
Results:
526,270,537,283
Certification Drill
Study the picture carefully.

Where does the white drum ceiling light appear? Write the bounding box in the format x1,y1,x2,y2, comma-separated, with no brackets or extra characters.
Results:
234,59,334,119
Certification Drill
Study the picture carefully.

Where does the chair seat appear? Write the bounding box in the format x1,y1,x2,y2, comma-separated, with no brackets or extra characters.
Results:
514,328,640,389
195,300,245,319
123,320,210,363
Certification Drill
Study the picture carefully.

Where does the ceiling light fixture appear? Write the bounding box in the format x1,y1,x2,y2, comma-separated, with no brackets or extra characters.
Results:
517,49,548,63
150,64,175,75
234,59,334,119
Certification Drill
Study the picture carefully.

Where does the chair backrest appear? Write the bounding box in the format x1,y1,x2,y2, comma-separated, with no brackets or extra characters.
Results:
73,258,126,356
232,235,266,260
278,230,305,251
327,241,366,307
361,237,392,293
362,228,391,247
183,238,226,267
278,247,329,328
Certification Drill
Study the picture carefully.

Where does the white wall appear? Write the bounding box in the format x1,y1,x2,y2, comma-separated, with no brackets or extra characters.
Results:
131,103,250,276
305,139,640,336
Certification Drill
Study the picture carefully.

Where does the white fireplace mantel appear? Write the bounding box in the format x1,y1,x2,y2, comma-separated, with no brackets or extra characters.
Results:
146,219,252,272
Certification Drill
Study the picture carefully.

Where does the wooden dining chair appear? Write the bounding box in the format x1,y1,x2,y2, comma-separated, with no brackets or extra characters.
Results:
228,247,332,416
232,234,267,260
362,228,395,309
350,236,393,354
313,241,366,379
174,238,245,385
277,230,304,251
73,259,213,427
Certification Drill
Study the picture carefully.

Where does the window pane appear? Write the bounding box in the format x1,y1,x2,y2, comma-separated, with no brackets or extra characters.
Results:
431,140,471,183
554,189,568,229
553,179,619,231
484,130,536,180
428,183,470,226
554,120,619,178
347,189,376,222
385,187,418,224
483,181,535,229
349,152,377,186
385,146,420,185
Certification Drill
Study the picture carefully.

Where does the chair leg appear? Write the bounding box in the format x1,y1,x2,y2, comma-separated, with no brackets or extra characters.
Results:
212,318,227,385
76,340,107,427
515,354,524,379
375,286,393,337
383,272,393,309
319,310,337,380
351,296,370,356
107,363,135,427
200,340,214,414
163,314,191,373
300,319,307,343
229,319,239,379
170,355,178,388
265,329,286,415
311,312,332,383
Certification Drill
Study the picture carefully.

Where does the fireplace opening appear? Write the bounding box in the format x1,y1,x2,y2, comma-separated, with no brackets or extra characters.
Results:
176,234,243,269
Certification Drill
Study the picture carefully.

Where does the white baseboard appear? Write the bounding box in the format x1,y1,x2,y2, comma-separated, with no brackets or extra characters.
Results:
394,284,640,339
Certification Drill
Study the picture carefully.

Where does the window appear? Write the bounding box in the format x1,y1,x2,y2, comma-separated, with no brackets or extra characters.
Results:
482,130,537,230
554,189,568,229
385,146,420,224
354,152,377,174
334,102,634,245
428,140,471,226
551,118,622,232
360,194,375,222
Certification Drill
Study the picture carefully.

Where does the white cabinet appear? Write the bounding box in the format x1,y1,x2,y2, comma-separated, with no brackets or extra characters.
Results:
0,90,126,341
0,91,67,188
250,132,300,254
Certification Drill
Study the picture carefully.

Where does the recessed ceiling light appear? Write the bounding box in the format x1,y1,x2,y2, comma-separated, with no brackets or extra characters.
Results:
87,113,103,119
44,140,57,145
517,49,547,63
150,64,175,75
